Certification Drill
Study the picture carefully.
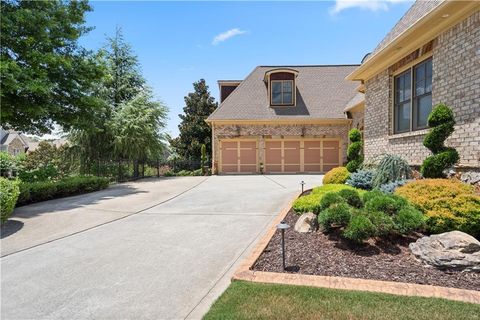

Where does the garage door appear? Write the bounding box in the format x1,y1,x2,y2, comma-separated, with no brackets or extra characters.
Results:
265,139,340,173
220,140,258,173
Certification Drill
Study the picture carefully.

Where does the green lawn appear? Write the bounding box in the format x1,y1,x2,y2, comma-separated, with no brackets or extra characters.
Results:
203,281,480,320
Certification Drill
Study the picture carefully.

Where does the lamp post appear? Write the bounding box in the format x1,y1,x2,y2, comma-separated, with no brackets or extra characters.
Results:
276,221,290,271
300,180,305,193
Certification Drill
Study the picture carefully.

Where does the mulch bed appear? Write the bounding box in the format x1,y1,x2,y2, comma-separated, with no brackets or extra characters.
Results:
252,208,480,291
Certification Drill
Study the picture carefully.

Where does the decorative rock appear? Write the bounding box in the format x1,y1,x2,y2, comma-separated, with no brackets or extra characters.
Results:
409,231,480,272
461,171,480,186
294,212,317,234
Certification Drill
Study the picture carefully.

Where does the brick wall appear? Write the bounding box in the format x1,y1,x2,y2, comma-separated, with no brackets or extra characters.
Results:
7,137,26,156
212,123,350,172
364,11,479,168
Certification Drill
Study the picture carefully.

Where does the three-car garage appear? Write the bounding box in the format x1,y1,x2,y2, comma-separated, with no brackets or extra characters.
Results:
218,138,341,174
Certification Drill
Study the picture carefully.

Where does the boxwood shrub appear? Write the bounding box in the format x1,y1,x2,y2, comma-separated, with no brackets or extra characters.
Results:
0,178,20,223
395,179,480,237
17,176,110,206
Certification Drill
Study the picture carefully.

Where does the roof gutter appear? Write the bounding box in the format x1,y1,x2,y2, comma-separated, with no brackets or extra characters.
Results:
346,1,479,81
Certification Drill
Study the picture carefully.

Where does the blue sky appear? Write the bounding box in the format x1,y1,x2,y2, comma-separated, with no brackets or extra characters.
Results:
80,0,414,137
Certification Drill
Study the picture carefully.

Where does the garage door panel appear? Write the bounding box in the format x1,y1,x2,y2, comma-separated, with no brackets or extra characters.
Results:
284,141,300,164
220,140,258,174
323,164,338,172
304,164,321,172
304,141,321,164
265,164,282,173
323,141,339,164
240,165,257,173
284,165,300,172
265,141,282,165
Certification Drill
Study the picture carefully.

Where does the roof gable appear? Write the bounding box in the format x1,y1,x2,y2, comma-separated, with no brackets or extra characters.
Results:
208,65,360,121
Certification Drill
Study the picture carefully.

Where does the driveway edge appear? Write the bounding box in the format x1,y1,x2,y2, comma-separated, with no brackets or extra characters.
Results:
232,193,480,305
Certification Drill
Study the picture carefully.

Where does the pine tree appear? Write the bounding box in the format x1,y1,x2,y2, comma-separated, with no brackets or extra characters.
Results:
171,79,217,166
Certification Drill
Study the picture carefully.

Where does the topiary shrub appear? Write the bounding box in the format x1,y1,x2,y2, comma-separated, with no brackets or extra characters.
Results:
0,178,20,223
338,188,363,208
372,154,411,188
323,167,350,185
395,179,480,237
346,169,376,190
421,104,459,178
318,202,352,230
343,214,375,243
346,129,363,172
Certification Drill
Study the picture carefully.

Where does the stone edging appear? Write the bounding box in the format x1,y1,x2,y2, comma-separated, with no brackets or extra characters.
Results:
232,193,480,305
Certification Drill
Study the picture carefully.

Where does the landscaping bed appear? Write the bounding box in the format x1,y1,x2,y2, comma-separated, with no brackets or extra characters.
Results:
252,208,480,291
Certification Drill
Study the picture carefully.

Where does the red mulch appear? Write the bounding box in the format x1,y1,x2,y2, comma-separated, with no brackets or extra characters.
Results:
252,209,480,291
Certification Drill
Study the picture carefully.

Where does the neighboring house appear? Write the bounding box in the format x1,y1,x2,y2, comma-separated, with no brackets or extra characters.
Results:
347,1,479,169
206,65,361,174
0,128,32,156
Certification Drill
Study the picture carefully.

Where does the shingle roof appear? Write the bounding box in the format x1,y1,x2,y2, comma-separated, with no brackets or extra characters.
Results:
368,0,444,59
208,65,360,121
344,92,365,112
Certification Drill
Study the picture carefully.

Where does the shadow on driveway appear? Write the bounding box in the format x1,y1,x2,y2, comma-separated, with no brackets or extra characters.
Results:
1,220,24,239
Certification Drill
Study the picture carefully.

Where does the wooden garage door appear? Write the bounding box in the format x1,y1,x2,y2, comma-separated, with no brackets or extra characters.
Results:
265,139,340,173
265,140,301,173
220,140,257,173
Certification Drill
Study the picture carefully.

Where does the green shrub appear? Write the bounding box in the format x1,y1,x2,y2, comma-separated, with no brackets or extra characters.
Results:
323,167,350,184
362,189,384,204
394,206,425,234
164,171,175,177
372,154,411,188
421,104,459,178
396,179,480,237
364,193,404,216
365,211,394,236
0,152,16,176
0,178,20,223
293,184,365,214
318,192,346,213
318,203,352,230
18,164,59,182
346,129,363,173
343,214,375,243
346,169,376,190
17,176,110,206
338,188,363,208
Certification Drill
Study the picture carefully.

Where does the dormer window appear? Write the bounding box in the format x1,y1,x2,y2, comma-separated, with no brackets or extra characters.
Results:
264,68,299,107
271,80,293,105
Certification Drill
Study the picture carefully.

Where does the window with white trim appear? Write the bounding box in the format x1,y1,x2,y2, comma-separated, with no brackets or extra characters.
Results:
394,58,432,133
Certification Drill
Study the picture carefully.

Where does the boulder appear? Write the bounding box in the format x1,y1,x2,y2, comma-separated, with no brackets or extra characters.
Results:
294,212,317,233
409,231,480,272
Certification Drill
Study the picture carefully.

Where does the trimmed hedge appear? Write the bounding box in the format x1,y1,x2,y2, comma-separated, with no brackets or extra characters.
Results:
0,178,20,223
395,179,480,237
17,176,110,206
323,167,350,185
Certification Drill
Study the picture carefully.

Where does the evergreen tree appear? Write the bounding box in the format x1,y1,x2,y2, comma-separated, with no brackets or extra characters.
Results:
171,79,217,165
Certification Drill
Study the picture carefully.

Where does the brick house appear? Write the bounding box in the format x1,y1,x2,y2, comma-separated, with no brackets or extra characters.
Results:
0,129,31,156
206,66,362,174
347,1,479,170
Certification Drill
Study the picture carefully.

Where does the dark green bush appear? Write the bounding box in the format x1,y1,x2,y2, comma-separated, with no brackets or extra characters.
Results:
346,169,376,190
338,188,363,208
318,192,346,213
372,154,411,188
362,189,384,205
0,178,20,223
318,203,352,230
17,176,110,206
365,194,402,216
365,211,394,236
421,104,459,178
343,214,375,243
393,206,425,234
346,129,363,173
18,164,59,182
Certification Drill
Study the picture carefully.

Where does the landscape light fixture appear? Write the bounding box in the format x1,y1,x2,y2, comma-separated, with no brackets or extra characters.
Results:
300,180,305,193
276,221,290,271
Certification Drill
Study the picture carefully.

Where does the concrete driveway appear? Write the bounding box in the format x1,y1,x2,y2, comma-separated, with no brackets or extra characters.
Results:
1,175,322,319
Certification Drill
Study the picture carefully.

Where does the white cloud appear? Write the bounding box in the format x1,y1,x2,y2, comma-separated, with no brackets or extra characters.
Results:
330,0,410,15
212,28,246,45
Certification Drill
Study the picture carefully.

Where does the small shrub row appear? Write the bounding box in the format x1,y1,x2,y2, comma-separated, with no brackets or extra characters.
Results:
17,176,110,206
0,178,20,223
395,179,480,237
164,168,205,177
317,188,425,243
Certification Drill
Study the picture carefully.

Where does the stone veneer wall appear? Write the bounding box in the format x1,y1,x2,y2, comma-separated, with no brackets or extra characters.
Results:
7,137,26,155
212,123,350,172
364,11,480,168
